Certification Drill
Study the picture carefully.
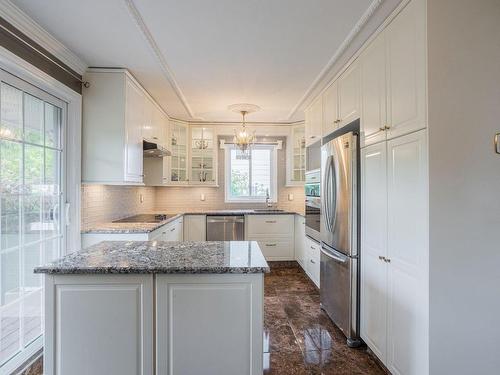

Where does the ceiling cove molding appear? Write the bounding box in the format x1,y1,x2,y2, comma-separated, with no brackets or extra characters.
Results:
0,0,87,74
123,0,195,119
286,0,384,121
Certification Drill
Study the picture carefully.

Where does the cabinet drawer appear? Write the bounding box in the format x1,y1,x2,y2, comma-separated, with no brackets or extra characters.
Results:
248,237,294,260
305,237,320,287
246,215,294,236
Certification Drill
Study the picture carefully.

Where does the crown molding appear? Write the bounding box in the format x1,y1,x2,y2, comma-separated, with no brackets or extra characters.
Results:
123,0,195,119
0,0,87,75
286,0,385,120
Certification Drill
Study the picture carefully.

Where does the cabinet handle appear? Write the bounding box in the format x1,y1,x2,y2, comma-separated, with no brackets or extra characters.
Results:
265,220,277,224
379,127,386,132
152,136,158,140
310,259,316,264
378,255,386,261
311,246,315,250
170,228,175,232
384,125,391,130
310,135,316,139
384,258,391,263
265,243,277,247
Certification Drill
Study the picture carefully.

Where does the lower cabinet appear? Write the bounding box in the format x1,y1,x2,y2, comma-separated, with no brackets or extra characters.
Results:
246,215,295,260
294,215,306,268
44,275,154,375
304,237,320,288
155,274,263,375
361,129,428,375
150,217,183,241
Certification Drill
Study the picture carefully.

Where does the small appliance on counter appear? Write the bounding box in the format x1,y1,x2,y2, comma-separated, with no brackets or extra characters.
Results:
304,169,321,242
320,119,362,348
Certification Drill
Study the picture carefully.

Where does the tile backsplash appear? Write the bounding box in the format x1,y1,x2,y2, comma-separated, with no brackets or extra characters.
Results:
81,184,156,230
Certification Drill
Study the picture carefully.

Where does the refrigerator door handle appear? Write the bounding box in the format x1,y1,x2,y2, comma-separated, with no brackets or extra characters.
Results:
321,247,347,263
323,155,332,232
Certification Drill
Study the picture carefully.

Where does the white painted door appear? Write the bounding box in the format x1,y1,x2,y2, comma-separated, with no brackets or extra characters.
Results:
337,61,360,127
360,31,387,147
44,275,153,375
386,130,428,375
322,81,339,136
156,274,263,375
125,78,144,183
360,142,388,362
305,96,322,146
385,0,426,140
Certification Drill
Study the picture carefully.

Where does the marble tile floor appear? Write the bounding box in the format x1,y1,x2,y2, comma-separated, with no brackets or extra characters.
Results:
23,263,386,375
263,263,386,375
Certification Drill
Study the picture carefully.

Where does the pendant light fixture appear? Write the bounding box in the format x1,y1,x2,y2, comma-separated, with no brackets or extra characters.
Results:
228,103,260,153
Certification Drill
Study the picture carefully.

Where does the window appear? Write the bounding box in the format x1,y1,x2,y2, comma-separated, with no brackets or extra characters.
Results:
225,144,277,202
0,71,65,371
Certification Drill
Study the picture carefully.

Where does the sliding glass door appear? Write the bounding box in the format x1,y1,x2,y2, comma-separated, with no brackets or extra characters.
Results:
0,69,66,370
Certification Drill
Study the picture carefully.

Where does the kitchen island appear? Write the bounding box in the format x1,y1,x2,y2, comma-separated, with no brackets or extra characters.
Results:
35,241,269,375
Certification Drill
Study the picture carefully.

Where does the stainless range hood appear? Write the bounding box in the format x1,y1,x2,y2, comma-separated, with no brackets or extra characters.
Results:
143,140,171,158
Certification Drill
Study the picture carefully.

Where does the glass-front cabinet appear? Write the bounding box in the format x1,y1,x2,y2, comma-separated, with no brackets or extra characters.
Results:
169,121,188,183
189,126,216,184
288,123,306,185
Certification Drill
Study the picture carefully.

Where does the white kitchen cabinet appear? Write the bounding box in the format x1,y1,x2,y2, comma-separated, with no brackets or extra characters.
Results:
360,31,388,147
305,236,320,288
385,0,426,140
161,217,183,241
360,142,388,362
143,102,170,186
183,215,206,241
169,121,189,184
83,69,149,184
294,215,306,268
44,274,153,375
287,123,306,185
189,126,216,185
156,273,263,375
246,215,295,260
360,129,428,375
337,61,361,128
305,96,322,146
322,81,339,136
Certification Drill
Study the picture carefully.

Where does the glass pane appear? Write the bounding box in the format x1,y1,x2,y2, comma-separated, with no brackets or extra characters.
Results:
42,194,61,239
230,149,250,197
0,139,23,194
0,83,23,140
44,102,61,149
1,194,20,251
23,194,42,245
45,149,61,195
24,145,44,193
22,243,42,347
251,149,271,196
0,248,21,364
23,94,44,145
44,237,60,264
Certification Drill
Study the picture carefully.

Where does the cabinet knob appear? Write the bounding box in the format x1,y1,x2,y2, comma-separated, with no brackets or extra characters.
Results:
378,255,386,261
385,258,391,263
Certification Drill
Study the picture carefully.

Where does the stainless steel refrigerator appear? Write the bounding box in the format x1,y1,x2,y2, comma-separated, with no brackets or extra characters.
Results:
320,120,361,347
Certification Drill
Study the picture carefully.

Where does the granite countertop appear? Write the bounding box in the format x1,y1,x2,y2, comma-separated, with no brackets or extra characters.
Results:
82,210,301,234
34,241,270,275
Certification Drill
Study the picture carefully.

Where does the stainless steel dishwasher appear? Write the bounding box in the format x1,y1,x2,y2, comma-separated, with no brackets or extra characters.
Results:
206,216,244,241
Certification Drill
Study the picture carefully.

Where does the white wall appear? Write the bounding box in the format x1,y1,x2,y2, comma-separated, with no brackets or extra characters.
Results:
427,0,500,373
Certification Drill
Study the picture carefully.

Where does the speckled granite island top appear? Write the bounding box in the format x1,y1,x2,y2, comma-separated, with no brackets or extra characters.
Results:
34,241,270,275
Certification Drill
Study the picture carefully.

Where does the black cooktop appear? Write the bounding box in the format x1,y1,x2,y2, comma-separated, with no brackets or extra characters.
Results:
113,214,174,223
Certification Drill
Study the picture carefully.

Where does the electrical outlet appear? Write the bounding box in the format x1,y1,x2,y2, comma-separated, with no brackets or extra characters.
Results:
140,194,144,203
288,193,294,201
200,193,206,201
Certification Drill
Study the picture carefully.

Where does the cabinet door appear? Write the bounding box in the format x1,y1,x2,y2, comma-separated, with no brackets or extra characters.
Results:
361,32,387,147
169,122,188,183
125,78,144,183
360,142,388,362
184,215,206,241
190,126,216,184
386,130,428,375
305,96,322,146
338,61,360,127
385,0,426,140
294,215,306,268
288,124,305,184
322,81,339,136
305,237,320,287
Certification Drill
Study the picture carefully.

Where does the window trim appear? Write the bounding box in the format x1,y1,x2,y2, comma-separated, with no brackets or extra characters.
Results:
224,144,278,203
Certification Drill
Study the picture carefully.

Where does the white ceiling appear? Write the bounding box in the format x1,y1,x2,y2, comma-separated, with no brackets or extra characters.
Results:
12,0,381,123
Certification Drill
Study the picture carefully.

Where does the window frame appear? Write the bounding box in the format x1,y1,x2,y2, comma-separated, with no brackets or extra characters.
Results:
224,143,278,203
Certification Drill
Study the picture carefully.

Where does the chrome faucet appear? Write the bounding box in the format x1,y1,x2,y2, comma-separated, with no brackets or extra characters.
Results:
265,189,273,208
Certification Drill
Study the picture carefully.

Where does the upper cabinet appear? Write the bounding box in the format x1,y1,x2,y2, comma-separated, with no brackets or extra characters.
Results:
322,81,338,136
305,96,322,146
360,0,426,147
287,123,306,185
83,69,150,184
169,121,188,184
337,61,361,128
189,126,216,184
